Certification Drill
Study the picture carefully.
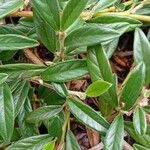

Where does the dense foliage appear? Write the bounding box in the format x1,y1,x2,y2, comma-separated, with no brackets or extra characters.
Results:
0,0,150,149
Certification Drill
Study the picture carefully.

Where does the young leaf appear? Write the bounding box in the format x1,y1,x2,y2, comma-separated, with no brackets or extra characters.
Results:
67,98,109,133
134,28,150,84
61,0,88,30
133,107,147,136
120,63,145,110
0,73,8,85
133,144,150,150
86,79,112,97
65,24,119,49
32,0,60,31
0,0,24,19
125,121,150,147
43,140,55,150
66,130,81,150
33,10,57,53
93,0,118,12
13,80,29,117
6,135,52,150
0,34,39,50
0,83,14,142
42,60,88,82
27,106,63,123
104,115,124,150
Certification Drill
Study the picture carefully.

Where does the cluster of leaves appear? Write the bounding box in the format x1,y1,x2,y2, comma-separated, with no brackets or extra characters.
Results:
0,0,150,149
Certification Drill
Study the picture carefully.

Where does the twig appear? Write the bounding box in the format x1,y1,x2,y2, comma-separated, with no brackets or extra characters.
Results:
24,48,45,65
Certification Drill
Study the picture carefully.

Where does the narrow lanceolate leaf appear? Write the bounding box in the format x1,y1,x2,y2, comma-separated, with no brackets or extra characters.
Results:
32,0,60,30
66,130,81,150
134,28,150,84
120,63,145,110
18,98,37,138
133,144,150,150
61,0,88,30
65,24,119,49
27,106,63,123
0,73,8,85
133,107,147,136
0,34,39,50
93,0,118,12
67,98,109,133
33,10,57,53
0,0,24,19
143,105,150,114
86,79,112,97
0,83,14,142
104,115,124,150
6,135,52,150
42,60,88,82
13,80,29,117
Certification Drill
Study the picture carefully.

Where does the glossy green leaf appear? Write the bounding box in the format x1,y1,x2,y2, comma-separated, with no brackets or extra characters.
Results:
0,73,8,85
66,130,81,150
6,134,52,150
0,34,39,50
120,63,145,110
67,98,109,133
17,98,37,138
86,79,112,97
133,107,147,135
42,60,88,82
0,0,24,19
104,115,124,150
33,10,57,53
65,24,119,49
134,28,150,84
27,105,63,123
93,0,118,12
32,0,60,30
0,83,14,142
13,80,29,117
61,0,88,30
125,121,150,147
143,105,150,114
43,140,55,150
133,144,150,150
51,82,68,98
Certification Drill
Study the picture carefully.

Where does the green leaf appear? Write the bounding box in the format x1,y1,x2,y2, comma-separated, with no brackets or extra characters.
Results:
33,9,57,53
32,0,60,31
86,79,112,97
61,0,88,30
43,140,55,150
65,24,119,49
0,34,39,50
143,105,150,114
93,0,118,12
133,144,150,150
67,98,109,133
6,134,52,150
0,0,24,19
133,107,147,135
120,63,145,110
17,98,37,138
27,106,63,123
66,130,81,150
0,83,14,142
51,82,68,98
0,73,8,85
125,121,150,147
134,28,150,84
13,80,29,117
90,15,142,30
42,60,88,82
104,115,124,150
